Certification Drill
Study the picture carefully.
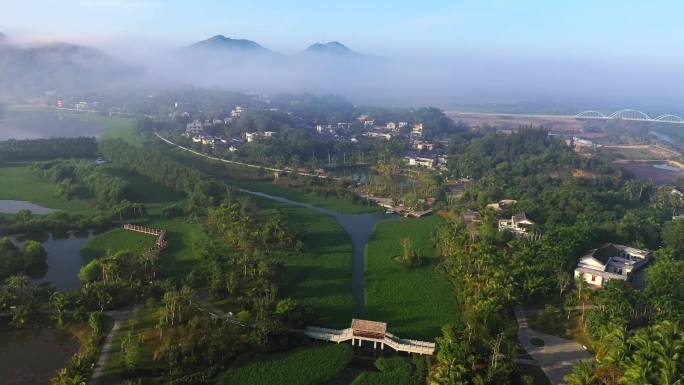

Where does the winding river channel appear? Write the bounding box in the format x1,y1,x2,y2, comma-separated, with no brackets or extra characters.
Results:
240,189,394,317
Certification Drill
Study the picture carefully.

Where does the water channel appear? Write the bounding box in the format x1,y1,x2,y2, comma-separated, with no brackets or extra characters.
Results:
240,189,394,317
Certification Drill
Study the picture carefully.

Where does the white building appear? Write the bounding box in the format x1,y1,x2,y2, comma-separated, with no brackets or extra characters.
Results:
231,106,243,118
411,123,424,137
574,244,650,288
405,156,436,168
363,132,393,140
245,132,257,143
498,213,535,234
363,120,375,128
386,122,397,130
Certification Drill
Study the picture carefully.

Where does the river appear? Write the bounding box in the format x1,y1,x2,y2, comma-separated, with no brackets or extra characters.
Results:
240,189,394,317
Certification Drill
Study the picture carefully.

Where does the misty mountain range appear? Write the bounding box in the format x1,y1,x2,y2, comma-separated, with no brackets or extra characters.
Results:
0,33,369,96
184,35,360,57
2,32,683,110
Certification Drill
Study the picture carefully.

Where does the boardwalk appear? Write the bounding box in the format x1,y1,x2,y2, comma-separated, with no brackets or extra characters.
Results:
515,309,592,385
303,319,436,355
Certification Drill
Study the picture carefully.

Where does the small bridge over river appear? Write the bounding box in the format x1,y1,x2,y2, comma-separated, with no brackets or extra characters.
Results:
304,319,436,355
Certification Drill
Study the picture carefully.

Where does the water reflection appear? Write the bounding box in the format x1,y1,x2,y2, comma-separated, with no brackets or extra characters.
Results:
10,231,94,289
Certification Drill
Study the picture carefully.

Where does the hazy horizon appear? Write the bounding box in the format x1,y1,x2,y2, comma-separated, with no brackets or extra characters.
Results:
2,1,684,112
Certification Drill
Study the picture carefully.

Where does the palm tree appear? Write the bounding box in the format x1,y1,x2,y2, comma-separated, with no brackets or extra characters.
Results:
563,360,598,385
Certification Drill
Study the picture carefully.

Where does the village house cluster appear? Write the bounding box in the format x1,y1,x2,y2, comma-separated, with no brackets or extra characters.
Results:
483,198,654,290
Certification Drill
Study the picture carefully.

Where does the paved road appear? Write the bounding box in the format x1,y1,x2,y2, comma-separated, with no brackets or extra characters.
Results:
515,309,593,385
88,309,131,385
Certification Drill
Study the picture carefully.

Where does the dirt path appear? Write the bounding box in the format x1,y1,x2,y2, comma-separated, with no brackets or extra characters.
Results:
515,309,592,385
88,309,131,385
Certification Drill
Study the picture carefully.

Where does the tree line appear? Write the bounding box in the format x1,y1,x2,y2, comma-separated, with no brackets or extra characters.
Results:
0,137,98,162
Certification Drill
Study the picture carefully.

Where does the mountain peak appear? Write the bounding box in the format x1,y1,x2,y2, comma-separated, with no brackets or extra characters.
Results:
304,41,357,56
186,35,269,53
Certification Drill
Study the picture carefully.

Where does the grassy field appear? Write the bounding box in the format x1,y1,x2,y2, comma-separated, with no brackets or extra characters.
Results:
235,180,380,214
0,162,95,214
255,196,355,328
83,216,213,279
82,228,157,261
364,216,459,340
218,344,353,385
165,144,379,215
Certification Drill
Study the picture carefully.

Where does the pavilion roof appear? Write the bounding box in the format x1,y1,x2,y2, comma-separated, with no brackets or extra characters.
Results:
351,319,387,335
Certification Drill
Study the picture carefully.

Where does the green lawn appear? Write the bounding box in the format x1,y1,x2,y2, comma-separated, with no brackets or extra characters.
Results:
164,143,378,214
234,180,380,214
83,216,212,280
0,162,94,214
364,216,459,340
255,196,355,328
218,344,352,385
81,228,157,261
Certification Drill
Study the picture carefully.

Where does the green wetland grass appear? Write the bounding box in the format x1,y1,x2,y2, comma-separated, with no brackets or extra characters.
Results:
255,196,355,328
364,215,459,340
218,344,353,385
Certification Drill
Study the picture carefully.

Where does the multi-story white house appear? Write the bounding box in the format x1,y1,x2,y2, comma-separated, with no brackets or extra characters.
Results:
574,244,650,288
498,213,535,234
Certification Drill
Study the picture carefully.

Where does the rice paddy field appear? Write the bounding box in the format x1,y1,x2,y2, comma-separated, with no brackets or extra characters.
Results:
218,344,353,385
364,215,459,340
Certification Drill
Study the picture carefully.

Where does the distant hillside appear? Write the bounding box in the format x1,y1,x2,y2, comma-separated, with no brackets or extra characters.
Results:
0,40,137,94
302,41,358,56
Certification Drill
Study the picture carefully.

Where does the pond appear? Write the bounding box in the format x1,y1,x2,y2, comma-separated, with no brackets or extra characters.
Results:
239,189,395,317
0,200,55,215
11,231,95,289
0,109,102,140
0,328,78,385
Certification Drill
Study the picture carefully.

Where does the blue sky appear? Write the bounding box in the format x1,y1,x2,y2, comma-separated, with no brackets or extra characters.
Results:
3,0,683,59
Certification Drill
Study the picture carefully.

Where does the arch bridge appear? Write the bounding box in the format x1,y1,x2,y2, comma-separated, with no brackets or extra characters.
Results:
575,109,684,124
